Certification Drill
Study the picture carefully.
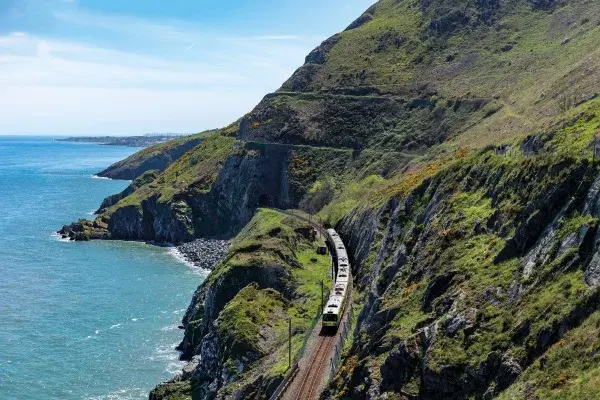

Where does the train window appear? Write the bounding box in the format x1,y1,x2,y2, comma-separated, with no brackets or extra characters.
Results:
323,314,337,322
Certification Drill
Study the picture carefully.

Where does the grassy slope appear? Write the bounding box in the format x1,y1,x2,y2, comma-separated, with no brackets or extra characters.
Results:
154,209,332,399
103,134,236,212
206,209,333,380
323,94,600,397
96,130,217,180
498,311,600,399
244,0,600,152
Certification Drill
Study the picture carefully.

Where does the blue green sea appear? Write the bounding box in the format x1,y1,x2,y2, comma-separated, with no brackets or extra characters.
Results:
0,136,206,399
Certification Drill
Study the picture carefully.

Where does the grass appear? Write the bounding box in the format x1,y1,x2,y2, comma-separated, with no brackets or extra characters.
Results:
320,174,388,225
99,130,217,179
242,0,600,153
151,381,192,400
498,311,600,400
328,121,600,396
216,284,288,360
104,134,235,212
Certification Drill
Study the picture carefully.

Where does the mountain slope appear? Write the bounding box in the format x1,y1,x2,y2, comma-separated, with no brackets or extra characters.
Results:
244,0,600,151
80,0,600,245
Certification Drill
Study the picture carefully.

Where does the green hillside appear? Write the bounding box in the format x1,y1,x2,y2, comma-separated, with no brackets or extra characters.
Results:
96,130,218,180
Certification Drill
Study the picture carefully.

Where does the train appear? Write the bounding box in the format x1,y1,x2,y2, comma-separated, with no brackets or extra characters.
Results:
322,229,351,329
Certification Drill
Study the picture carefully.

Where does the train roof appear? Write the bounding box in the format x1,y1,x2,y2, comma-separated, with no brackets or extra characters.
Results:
333,283,347,296
336,276,349,284
324,295,344,315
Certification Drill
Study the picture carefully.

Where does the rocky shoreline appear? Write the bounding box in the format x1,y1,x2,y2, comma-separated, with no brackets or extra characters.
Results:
56,220,230,271
173,239,230,270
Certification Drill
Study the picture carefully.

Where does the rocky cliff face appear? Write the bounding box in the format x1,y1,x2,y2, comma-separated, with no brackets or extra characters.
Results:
326,117,600,398
96,170,159,214
104,142,294,243
68,134,406,244
150,209,332,400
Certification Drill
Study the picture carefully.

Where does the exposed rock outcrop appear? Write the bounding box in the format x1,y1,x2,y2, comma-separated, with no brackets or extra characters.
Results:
96,170,159,214
58,218,110,241
328,144,600,399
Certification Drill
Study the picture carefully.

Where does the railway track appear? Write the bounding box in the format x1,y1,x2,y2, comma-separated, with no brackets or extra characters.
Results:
269,208,325,234
270,208,350,400
285,330,336,400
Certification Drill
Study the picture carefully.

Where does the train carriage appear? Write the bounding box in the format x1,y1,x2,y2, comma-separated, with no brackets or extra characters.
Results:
323,229,352,329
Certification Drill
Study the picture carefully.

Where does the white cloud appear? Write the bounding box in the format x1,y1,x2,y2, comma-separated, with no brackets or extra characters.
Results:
53,9,213,44
0,6,320,135
0,33,247,88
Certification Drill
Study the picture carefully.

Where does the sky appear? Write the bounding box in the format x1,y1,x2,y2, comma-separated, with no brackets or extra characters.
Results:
0,0,375,135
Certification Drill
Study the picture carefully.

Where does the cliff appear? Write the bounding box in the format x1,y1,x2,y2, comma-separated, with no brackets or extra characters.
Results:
325,108,600,397
150,209,332,399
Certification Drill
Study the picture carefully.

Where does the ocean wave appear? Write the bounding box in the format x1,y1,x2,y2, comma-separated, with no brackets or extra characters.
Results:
110,324,121,330
50,232,71,242
155,342,180,355
166,361,185,375
167,247,210,276
84,387,147,400
160,323,179,332
167,247,195,268
91,175,111,180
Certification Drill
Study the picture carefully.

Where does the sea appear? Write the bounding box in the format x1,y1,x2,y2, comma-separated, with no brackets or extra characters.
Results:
0,136,207,400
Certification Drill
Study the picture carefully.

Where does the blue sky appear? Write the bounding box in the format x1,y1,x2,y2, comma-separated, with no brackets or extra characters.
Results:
0,0,374,135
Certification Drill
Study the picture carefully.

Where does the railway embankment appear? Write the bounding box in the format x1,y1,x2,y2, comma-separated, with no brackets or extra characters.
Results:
151,208,333,399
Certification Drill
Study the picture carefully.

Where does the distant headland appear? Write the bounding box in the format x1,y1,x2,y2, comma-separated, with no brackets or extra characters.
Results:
57,134,186,147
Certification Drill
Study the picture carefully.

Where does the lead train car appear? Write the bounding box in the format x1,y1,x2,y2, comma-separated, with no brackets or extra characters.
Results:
323,229,351,329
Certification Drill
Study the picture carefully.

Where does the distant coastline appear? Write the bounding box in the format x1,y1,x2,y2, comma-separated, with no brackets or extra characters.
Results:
57,134,185,147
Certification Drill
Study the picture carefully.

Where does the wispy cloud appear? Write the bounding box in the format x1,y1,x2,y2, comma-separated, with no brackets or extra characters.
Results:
0,4,322,134
0,33,245,88
53,9,212,44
